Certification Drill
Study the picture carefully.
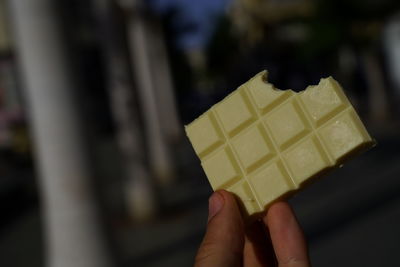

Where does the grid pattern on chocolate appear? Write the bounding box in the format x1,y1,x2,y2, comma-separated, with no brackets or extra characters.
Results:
186,71,373,217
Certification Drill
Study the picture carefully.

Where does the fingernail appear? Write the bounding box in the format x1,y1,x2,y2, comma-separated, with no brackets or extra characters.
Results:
208,191,224,222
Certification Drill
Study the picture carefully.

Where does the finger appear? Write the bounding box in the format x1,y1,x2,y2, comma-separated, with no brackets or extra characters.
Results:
194,190,245,267
244,220,276,267
263,202,310,267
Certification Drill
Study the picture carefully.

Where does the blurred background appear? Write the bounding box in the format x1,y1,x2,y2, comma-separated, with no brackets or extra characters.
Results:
0,0,400,266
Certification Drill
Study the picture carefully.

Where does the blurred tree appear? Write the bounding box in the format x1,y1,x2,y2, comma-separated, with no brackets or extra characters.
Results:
206,15,240,79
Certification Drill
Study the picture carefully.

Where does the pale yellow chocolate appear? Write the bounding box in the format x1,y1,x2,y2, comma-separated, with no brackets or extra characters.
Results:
185,71,375,219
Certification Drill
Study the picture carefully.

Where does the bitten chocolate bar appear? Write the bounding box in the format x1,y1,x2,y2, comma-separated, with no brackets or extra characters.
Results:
185,71,375,219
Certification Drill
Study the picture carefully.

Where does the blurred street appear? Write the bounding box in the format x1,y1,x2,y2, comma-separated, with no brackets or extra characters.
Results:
1,131,400,266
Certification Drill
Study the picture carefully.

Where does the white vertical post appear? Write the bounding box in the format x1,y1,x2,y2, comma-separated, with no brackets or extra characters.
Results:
147,22,182,142
384,15,400,98
9,1,112,267
93,0,157,221
119,0,174,185
363,52,389,123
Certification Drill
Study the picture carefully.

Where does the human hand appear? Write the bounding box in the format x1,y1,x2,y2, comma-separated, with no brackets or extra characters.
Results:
194,190,310,267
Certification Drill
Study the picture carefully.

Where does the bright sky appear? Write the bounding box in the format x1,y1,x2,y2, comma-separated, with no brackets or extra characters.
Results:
150,0,231,49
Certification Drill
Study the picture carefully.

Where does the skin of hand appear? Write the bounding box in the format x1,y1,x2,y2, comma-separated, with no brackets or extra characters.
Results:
194,190,310,267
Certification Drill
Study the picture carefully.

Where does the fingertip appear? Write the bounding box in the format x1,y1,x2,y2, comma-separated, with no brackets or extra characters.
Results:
208,189,245,242
263,201,310,266
195,190,245,267
264,201,294,226
216,189,237,204
215,190,242,215
208,191,225,222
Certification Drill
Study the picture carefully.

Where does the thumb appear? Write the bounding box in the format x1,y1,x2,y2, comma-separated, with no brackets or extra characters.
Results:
194,190,245,267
